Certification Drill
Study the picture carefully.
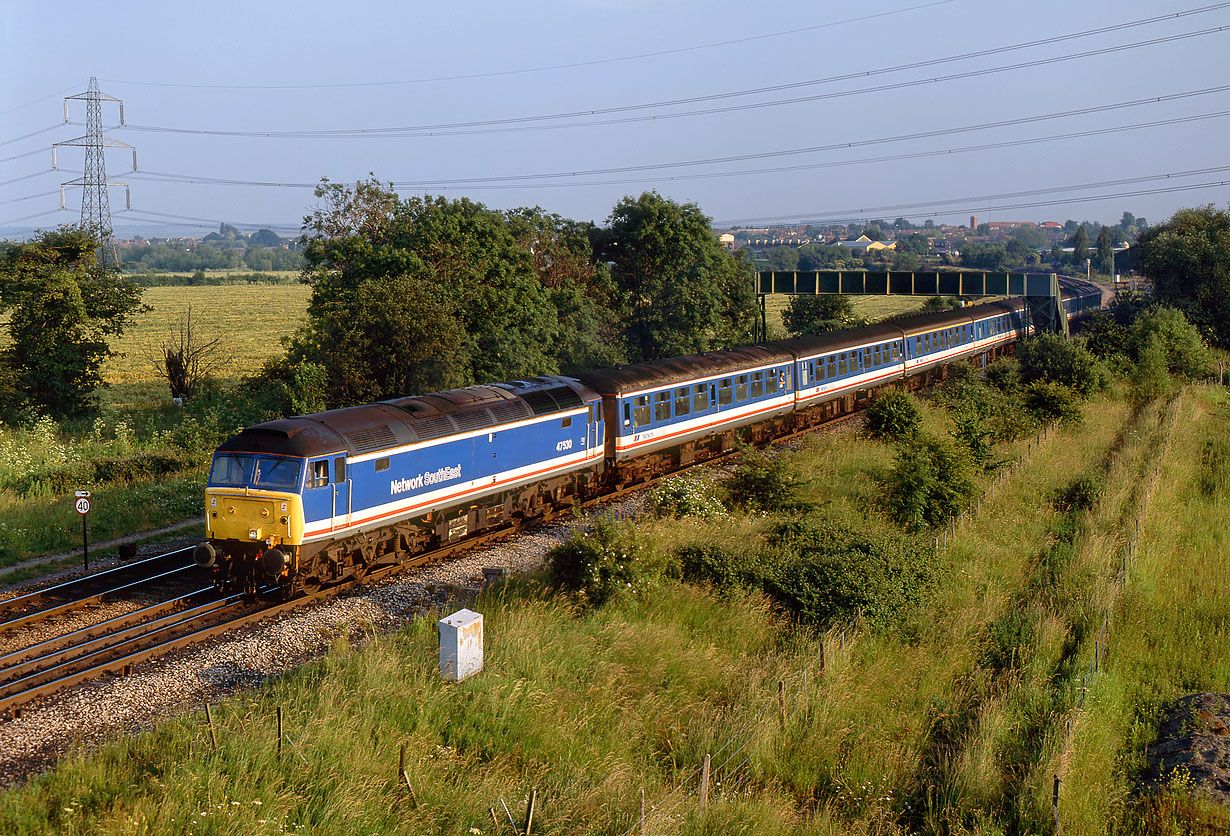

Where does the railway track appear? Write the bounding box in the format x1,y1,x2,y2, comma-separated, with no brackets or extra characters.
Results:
0,409,863,718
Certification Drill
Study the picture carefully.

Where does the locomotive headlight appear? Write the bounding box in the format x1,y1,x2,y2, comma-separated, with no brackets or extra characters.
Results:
249,529,260,540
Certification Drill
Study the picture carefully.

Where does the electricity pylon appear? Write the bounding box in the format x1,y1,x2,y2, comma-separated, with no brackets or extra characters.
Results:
53,77,136,269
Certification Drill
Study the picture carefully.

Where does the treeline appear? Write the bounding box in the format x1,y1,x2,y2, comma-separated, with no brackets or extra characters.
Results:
260,181,756,414
118,223,304,273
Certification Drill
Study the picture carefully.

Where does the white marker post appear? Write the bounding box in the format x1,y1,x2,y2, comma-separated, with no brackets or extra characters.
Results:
74,490,91,570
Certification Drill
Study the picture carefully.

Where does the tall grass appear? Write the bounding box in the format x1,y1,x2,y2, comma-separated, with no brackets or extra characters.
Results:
1,382,1222,833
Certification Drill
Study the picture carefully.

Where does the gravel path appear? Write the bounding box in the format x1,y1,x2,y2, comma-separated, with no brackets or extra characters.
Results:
0,496,646,788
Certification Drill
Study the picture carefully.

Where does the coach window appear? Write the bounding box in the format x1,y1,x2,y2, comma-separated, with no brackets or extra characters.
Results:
837,353,848,377
799,363,810,387
718,379,733,406
862,347,871,368
375,457,390,473
892,343,900,361
654,391,671,422
309,460,329,489
768,368,780,391
633,395,651,427
751,371,764,398
692,383,709,412
735,374,749,402
826,356,837,379
674,387,690,417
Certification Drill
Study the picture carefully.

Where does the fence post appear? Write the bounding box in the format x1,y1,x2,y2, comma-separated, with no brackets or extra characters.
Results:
524,787,537,835
277,706,283,761
204,702,217,751
778,680,786,726
640,788,647,836
699,753,711,814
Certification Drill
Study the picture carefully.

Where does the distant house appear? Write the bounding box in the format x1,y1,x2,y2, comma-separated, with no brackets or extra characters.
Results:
835,234,897,252
718,232,736,249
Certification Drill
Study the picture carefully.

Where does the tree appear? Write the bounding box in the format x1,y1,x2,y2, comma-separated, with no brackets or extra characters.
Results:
293,178,564,405
782,294,855,336
152,305,224,402
766,246,799,271
1126,305,1208,380
1138,204,1230,345
1096,225,1114,274
1072,225,1090,268
592,191,755,361
0,225,144,418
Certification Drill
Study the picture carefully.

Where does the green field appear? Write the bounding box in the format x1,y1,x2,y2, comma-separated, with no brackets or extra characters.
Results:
103,284,313,385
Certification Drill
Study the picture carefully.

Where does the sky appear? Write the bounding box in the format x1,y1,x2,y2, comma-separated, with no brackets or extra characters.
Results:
2,0,1229,238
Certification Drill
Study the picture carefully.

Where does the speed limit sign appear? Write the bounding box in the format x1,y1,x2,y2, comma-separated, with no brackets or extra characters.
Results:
75,496,91,515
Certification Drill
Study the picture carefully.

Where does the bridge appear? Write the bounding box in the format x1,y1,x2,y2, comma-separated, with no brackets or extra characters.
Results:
753,270,1071,342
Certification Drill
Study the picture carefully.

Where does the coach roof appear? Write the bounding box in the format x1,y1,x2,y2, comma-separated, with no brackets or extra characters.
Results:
572,345,793,396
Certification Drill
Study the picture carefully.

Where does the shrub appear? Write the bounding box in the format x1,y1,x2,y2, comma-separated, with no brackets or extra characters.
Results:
1016,332,1109,396
1126,305,1209,381
1051,474,1104,514
977,606,1038,675
677,540,772,594
764,517,940,629
724,446,813,513
865,389,922,442
1023,381,1083,425
985,357,1022,395
546,517,672,606
645,474,726,520
882,433,976,531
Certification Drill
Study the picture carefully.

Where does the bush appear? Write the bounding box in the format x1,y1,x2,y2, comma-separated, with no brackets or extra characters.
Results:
724,446,813,513
985,357,1022,395
1051,474,1104,513
677,540,772,595
1016,333,1109,396
1023,381,1083,425
883,433,976,531
546,517,672,606
977,606,1038,675
645,474,726,520
764,517,940,629
1127,306,1209,381
865,389,922,442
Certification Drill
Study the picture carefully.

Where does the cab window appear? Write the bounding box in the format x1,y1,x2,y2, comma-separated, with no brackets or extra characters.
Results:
254,457,301,490
309,460,329,488
210,454,253,487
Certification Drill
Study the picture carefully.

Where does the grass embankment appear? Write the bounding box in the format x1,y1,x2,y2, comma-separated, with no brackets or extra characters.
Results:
10,386,1214,834
1058,386,1230,833
0,285,311,574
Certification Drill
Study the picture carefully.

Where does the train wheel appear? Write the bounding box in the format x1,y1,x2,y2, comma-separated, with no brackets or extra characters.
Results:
301,575,322,595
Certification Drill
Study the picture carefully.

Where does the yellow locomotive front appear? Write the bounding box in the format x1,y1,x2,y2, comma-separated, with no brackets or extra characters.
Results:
195,451,306,594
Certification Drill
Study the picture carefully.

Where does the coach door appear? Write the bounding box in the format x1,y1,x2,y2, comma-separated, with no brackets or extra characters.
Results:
331,456,351,532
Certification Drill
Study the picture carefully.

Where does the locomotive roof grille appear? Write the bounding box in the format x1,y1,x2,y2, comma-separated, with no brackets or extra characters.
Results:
410,415,458,442
343,425,398,454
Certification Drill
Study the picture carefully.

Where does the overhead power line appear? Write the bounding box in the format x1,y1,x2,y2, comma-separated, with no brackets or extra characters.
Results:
711,165,1230,225
99,0,960,90
716,180,1230,228
121,98,1230,192
113,15,1230,140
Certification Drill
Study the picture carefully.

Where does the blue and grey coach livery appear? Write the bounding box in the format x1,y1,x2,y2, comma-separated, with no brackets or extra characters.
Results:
198,280,1103,596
